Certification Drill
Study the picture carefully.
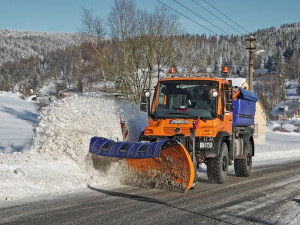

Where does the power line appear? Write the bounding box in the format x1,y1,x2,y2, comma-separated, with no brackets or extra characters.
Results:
156,0,219,36
172,0,229,35
202,0,250,34
191,0,243,35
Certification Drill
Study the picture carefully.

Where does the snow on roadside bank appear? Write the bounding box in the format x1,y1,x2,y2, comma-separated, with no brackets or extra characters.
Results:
255,141,300,162
254,125,300,162
0,94,147,203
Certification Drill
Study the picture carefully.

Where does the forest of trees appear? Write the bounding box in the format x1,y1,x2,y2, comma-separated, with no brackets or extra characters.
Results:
0,0,299,113
0,30,82,66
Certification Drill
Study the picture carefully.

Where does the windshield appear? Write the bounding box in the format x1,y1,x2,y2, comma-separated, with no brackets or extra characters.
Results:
153,81,218,119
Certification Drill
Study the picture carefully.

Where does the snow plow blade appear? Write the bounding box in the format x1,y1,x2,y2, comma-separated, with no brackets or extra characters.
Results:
89,137,195,190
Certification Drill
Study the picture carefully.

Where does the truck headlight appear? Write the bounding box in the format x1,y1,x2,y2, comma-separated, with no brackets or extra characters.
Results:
202,130,214,135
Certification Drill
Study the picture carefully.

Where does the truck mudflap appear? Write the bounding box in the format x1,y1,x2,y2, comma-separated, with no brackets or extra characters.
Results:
89,137,195,191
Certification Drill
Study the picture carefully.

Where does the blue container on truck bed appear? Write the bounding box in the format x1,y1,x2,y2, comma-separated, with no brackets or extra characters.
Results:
232,88,258,127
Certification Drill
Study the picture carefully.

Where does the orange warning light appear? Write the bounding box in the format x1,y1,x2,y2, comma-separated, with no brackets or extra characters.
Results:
169,67,176,73
222,66,229,73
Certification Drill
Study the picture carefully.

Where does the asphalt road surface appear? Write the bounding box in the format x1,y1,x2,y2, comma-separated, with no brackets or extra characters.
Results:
1,160,300,225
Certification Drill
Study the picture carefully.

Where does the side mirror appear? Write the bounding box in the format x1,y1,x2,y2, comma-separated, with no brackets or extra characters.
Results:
140,103,147,111
226,90,233,103
140,91,151,115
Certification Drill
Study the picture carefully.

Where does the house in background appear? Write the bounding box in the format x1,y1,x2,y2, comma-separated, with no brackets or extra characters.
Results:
227,78,267,142
270,98,300,120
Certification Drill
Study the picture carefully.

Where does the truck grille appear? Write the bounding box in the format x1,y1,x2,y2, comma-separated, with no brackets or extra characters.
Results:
163,127,190,135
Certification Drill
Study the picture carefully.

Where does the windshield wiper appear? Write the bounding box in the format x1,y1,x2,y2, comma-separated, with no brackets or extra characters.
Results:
164,112,190,115
163,112,199,119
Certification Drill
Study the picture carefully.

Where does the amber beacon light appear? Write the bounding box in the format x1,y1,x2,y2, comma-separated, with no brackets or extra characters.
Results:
169,67,176,73
222,66,229,73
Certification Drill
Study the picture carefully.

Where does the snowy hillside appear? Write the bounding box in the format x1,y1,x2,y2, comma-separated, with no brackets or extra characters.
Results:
0,92,300,203
0,30,82,66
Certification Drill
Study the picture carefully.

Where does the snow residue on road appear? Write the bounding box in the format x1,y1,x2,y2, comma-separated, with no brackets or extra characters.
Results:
0,92,300,203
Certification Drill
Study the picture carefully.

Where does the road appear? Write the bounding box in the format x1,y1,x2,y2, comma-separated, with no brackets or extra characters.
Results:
1,160,300,225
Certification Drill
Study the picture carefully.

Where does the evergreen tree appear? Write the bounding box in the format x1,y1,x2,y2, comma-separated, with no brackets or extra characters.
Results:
32,72,40,93
55,81,67,98
265,56,273,73
239,57,248,78
213,60,219,75
273,50,286,77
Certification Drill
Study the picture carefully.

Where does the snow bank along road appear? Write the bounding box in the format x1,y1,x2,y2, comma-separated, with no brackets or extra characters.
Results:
1,159,300,225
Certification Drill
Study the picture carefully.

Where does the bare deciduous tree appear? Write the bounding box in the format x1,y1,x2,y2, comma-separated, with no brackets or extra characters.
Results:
81,7,106,39
80,7,107,92
106,2,182,103
107,0,139,102
108,0,137,40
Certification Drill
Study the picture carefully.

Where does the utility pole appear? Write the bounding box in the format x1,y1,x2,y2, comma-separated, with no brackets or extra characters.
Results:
246,36,256,90
281,54,286,122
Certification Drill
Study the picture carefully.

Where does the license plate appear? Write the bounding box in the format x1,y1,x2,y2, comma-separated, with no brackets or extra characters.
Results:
170,120,189,124
200,142,213,149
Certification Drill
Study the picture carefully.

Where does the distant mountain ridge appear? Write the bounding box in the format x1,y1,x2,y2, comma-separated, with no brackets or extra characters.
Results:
1,22,300,78
0,30,83,66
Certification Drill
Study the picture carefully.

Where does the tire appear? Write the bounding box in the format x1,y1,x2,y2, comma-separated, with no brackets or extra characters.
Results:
207,142,229,184
234,140,253,177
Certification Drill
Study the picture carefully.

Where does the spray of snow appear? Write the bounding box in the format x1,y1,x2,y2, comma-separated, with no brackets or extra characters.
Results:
0,94,148,202
31,94,148,182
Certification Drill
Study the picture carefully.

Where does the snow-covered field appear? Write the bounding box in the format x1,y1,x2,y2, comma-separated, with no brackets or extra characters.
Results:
0,92,37,152
0,92,300,204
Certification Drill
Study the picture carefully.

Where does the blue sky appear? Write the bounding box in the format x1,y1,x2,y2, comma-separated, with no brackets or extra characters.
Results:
0,0,299,35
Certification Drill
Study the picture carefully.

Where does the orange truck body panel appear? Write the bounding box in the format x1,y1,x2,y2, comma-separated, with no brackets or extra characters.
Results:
144,77,234,139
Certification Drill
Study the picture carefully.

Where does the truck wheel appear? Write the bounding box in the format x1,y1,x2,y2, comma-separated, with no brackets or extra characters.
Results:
207,142,228,184
234,140,252,177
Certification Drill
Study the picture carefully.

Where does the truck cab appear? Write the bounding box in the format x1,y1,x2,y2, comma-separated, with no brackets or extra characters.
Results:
143,77,233,136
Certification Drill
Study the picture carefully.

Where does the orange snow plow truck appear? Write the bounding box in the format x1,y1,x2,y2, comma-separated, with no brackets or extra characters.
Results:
89,72,258,191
